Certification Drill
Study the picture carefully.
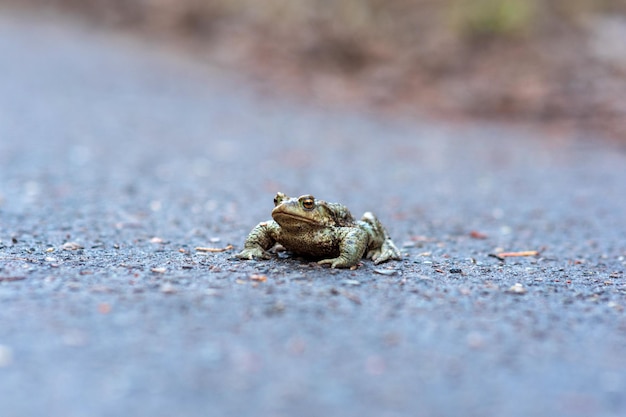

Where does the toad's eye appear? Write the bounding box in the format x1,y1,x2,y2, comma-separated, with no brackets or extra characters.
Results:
302,198,315,210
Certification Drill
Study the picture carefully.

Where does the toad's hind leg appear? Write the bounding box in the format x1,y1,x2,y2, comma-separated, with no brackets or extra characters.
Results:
361,212,401,264
317,227,368,268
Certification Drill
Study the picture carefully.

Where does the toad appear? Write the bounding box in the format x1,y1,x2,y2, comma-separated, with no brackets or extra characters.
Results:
236,192,401,268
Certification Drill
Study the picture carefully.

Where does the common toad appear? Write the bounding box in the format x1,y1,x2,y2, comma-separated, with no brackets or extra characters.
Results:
236,192,401,268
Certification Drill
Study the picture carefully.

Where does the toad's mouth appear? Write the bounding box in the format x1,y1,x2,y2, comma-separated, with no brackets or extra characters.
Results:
272,211,321,226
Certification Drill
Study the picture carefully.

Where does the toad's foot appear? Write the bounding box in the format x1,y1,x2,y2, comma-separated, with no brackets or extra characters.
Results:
236,246,271,260
318,256,357,269
367,238,401,265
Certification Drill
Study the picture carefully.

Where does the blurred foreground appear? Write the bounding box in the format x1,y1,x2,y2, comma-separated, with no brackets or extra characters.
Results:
4,0,626,137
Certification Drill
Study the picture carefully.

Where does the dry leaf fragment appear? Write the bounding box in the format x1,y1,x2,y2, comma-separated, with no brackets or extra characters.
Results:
342,291,362,305
470,230,488,239
195,245,234,253
90,285,113,293
250,274,267,282
0,276,26,282
410,235,435,242
98,303,111,314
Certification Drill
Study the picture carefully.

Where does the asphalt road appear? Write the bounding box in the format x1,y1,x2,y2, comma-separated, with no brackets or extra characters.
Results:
1,11,626,417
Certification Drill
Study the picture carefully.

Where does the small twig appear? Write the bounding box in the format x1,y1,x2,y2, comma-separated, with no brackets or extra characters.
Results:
489,250,539,261
0,257,24,261
0,276,26,282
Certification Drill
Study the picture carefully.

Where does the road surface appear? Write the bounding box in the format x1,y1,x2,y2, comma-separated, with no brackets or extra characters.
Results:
1,10,625,417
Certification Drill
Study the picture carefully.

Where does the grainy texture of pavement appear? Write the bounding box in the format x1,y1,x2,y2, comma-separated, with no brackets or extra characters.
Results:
1,11,626,417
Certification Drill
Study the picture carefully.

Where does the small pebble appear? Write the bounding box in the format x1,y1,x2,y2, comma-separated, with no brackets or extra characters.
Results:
250,274,267,282
374,269,397,276
507,283,527,295
63,330,88,347
466,332,485,349
160,283,177,294
365,355,386,375
62,242,83,251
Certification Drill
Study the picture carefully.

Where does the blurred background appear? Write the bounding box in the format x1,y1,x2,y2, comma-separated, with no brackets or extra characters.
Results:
4,0,626,138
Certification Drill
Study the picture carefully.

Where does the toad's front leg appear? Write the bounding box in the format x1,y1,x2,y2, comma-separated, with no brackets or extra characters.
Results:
318,228,368,268
236,221,279,260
